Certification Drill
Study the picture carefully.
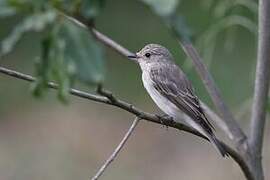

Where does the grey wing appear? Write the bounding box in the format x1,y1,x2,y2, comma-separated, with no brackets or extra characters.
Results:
150,64,215,134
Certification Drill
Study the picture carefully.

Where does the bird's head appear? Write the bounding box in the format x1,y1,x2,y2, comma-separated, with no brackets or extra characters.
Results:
128,44,173,65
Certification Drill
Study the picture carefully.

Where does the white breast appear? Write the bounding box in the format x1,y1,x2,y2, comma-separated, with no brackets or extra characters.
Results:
142,71,183,120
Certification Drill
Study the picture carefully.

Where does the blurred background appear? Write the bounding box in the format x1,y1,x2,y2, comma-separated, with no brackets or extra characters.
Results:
0,0,269,179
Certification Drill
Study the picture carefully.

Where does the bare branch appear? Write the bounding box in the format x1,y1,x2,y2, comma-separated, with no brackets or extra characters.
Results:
91,29,133,57
62,12,134,57
0,66,254,180
250,0,270,155
0,66,204,138
91,117,140,180
249,0,270,179
178,41,246,144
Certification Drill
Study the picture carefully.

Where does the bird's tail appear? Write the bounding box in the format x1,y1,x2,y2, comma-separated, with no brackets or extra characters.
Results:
182,115,228,157
209,135,229,157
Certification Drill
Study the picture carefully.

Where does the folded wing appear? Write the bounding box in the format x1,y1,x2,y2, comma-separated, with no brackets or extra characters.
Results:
150,64,215,135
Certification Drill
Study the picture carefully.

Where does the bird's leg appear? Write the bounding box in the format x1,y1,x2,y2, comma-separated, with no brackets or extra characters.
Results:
156,114,173,129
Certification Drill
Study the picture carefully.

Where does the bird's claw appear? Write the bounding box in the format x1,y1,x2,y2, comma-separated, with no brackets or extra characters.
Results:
156,114,172,129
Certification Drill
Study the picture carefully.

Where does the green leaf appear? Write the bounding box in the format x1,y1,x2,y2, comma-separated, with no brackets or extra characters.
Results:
51,38,71,103
59,19,105,84
32,30,54,97
141,0,180,17
1,0,106,102
32,18,105,102
32,23,73,102
0,10,56,56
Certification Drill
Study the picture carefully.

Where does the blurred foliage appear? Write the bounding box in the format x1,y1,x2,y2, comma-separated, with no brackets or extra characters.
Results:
0,0,257,105
141,0,192,41
141,0,257,65
141,0,180,17
0,0,105,102
186,0,258,69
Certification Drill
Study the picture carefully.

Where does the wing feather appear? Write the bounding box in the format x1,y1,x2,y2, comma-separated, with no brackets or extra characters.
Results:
150,64,215,134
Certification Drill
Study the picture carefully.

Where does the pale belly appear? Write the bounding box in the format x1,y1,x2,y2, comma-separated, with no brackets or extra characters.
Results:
142,72,185,122
142,71,209,138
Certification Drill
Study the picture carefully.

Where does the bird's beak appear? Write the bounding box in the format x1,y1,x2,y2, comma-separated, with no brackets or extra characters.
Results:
127,53,139,63
127,54,138,59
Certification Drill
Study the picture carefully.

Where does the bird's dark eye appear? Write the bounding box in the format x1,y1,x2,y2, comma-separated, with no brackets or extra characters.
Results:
145,53,151,58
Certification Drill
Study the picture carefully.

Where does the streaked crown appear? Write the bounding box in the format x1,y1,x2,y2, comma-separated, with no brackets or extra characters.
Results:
137,44,174,63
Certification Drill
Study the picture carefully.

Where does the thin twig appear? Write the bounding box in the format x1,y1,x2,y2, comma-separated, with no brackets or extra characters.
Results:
91,117,140,180
249,0,270,179
62,12,134,57
0,66,254,179
91,28,133,57
178,41,246,145
0,66,203,137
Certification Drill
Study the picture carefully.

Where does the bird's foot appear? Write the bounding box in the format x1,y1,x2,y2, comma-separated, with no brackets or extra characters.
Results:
156,114,173,129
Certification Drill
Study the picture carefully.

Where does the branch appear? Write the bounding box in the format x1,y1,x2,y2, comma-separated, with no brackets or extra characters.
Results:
249,0,270,179
62,12,134,57
0,66,201,138
91,117,140,180
0,66,254,180
250,0,270,155
178,41,246,144
91,29,133,57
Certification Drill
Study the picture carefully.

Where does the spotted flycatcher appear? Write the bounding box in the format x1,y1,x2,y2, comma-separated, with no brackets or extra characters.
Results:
128,44,227,157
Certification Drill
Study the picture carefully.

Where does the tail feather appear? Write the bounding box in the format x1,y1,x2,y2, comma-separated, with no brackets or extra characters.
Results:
209,135,229,157
182,115,229,157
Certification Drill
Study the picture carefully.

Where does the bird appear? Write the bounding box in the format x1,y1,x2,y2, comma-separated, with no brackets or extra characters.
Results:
128,44,228,157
